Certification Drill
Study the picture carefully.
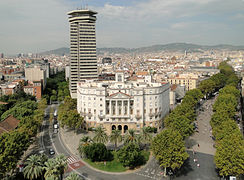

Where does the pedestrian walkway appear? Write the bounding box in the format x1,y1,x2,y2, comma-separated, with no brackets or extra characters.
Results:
67,156,80,164
186,97,217,155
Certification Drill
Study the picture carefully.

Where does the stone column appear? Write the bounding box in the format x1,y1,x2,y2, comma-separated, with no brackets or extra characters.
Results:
115,100,118,116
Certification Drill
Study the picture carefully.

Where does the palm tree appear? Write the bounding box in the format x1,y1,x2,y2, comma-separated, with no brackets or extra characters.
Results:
43,159,59,180
140,127,152,144
23,154,43,180
65,172,83,180
80,136,92,146
110,130,123,150
55,154,68,180
124,129,140,144
78,136,93,157
93,126,108,144
139,127,152,149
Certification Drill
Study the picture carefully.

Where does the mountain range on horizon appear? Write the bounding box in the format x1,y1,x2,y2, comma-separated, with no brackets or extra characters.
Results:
40,43,244,56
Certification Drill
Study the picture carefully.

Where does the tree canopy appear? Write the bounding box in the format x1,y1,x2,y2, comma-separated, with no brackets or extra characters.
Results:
151,129,189,174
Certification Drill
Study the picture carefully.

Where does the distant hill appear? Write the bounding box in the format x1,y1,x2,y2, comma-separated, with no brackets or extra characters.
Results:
40,47,70,56
40,43,244,56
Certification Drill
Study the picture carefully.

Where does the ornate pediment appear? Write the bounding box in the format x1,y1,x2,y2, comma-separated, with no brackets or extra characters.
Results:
109,92,131,99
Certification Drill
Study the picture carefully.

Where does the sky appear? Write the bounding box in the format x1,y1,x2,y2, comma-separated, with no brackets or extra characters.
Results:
0,0,244,54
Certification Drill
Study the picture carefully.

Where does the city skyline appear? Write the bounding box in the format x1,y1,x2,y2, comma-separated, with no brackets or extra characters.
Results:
0,0,244,54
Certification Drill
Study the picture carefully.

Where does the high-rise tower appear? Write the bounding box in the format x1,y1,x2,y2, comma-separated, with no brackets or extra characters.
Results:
67,9,98,98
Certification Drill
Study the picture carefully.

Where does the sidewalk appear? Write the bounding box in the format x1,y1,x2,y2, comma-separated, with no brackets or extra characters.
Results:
59,128,94,157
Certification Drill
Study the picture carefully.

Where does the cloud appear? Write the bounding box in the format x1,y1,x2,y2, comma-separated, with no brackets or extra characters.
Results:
94,0,244,47
0,0,73,54
0,0,244,54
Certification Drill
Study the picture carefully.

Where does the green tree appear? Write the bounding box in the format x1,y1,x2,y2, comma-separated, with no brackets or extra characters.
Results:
210,111,232,127
124,129,140,144
213,94,237,111
0,130,30,177
78,136,93,157
110,130,123,150
185,89,203,102
151,129,189,176
117,143,144,169
213,119,240,142
93,126,108,144
43,159,59,180
23,154,43,180
139,127,152,145
164,113,194,139
55,154,68,180
173,104,196,122
65,172,83,180
210,73,226,89
1,100,37,121
219,85,240,100
213,103,236,118
226,74,239,87
181,95,197,108
83,143,111,162
19,116,41,137
198,79,216,96
38,98,47,110
215,134,244,177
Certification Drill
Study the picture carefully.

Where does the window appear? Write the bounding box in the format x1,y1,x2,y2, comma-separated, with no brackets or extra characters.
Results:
100,104,102,107
118,74,122,82
94,97,96,100
100,98,102,101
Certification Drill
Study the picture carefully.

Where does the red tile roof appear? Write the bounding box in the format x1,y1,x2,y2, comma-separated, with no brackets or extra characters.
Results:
0,115,20,135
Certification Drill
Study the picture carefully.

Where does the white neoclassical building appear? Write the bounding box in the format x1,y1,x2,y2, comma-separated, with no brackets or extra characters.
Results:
77,72,170,134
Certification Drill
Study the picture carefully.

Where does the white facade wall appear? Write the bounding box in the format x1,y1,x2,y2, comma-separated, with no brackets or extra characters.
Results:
77,74,170,134
25,67,46,89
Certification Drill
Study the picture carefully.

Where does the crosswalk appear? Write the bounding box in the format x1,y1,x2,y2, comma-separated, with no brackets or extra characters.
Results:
67,156,79,164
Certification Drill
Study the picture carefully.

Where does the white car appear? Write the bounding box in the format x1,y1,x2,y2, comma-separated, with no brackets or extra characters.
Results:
49,148,55,155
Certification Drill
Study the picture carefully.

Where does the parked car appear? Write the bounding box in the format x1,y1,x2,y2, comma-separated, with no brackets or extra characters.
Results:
49,148,55,155
53,123,59,129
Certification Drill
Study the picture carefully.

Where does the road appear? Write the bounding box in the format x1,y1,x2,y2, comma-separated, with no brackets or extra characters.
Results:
39,98,220,180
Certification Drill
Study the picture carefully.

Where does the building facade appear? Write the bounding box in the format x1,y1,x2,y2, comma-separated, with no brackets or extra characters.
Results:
25,67,46,90
166,73,200,91
67,9,98,98
77,72,170,135
23,81,42,100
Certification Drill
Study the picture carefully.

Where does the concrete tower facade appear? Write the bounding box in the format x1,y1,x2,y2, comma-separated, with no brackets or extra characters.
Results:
67,9,98,98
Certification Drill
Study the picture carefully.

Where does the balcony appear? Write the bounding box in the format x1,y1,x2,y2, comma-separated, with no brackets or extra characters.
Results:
109,113,130,119
149,112,155,118
98,114,105,119
87,112,92,118
135,114,142,119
